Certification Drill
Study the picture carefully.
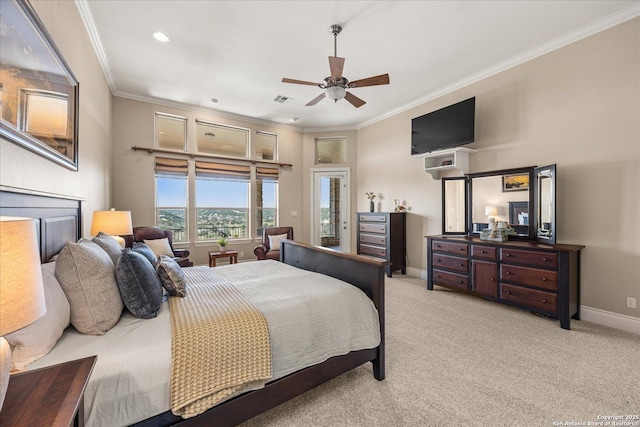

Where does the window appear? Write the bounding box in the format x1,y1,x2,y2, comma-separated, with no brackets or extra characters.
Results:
155,113,187,151
195,161,250,240
155,157,188,243
256,167,279,237
256,131,277,161
196,120,249,158
315,137,346,164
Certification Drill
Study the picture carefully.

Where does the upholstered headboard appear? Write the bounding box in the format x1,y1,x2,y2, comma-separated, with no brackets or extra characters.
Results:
0,191,82,262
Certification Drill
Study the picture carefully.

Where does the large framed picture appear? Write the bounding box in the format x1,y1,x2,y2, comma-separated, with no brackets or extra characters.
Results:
502,173,529,192
0,0,79,171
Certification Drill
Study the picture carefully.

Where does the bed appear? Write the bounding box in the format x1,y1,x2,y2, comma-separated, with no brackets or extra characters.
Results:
0,190,386,426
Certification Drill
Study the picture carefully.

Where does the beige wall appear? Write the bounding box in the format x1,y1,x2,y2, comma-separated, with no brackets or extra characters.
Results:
357,18,640,319
0,0,112,235
111,97,304,266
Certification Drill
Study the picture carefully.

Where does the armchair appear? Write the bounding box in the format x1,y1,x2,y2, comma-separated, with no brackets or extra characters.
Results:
254,227,294,261
123,226,193,267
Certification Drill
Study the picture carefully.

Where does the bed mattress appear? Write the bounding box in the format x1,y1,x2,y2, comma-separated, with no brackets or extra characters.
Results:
27,260,381,426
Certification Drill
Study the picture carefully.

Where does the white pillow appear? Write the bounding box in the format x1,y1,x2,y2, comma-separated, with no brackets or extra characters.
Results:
268,233,288,251
6,262,70,371
143,237,174,257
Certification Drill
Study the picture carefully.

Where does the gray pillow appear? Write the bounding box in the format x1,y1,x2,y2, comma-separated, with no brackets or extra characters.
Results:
132,242,158,266
93,231,123,264
55,240,123,335
116,249,163,318
156,255,187,297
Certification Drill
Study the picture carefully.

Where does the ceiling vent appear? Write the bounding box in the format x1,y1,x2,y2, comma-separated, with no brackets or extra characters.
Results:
273,95,291,103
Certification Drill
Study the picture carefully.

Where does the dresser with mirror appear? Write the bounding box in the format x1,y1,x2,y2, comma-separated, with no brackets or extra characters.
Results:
427,164,584,329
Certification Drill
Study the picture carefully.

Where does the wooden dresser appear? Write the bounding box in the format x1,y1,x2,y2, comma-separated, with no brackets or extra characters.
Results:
427,235,584,329
357,212,406,277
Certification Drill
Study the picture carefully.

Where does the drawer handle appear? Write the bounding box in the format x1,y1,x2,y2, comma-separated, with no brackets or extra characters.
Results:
505,291,511,295
435,259,441,262
505,271,512,275
436,245,441,248
435,275,441,279
491,278,495,282
542,277,547,281
542,299,547,303
458,263,464,267
480,250,487,253
457,280,463,284
542,257,547,261
505,253,512,257
459,248,465,251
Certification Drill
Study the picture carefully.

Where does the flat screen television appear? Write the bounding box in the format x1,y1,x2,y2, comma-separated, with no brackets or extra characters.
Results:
411,97,475,155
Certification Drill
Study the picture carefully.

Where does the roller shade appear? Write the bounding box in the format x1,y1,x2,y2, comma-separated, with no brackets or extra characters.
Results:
154,157,188,176
195,161,250,181
256,167,279,182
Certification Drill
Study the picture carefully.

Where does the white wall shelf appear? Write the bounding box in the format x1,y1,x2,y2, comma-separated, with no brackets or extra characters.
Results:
413,147,477,179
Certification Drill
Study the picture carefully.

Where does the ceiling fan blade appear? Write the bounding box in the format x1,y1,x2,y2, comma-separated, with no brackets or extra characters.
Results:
329,56,345,79
306,93,326,106
282,78,321,86
345,91,366,108
349,73,390,88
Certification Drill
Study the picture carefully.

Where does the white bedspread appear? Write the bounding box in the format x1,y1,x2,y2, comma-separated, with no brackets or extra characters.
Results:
27,260,381,427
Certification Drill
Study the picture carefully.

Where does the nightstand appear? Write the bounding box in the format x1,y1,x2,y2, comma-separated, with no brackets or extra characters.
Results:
0,356,96,427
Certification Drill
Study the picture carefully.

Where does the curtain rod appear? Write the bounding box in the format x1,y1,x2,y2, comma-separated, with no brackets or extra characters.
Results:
131,146,292,168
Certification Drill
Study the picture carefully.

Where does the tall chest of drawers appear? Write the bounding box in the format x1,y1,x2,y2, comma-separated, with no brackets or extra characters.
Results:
357,212,406,277
427,235,584,329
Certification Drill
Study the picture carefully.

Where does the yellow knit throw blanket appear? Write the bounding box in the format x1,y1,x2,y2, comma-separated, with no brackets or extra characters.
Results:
169,269,272,418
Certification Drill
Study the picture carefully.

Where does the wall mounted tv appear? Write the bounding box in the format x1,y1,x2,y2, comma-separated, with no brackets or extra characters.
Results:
411,97,475,155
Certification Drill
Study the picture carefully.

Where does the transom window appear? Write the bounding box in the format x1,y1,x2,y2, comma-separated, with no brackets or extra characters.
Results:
155,113,187,151
196,120,249,158
315,137,346,164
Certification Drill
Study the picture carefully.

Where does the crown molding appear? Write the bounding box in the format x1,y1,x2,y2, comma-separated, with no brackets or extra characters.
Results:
356,4,640,130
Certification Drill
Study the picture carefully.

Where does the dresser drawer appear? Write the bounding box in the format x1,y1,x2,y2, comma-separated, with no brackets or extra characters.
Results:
359,244,386,258
358,214,387,223
471,245,497,260
360,223,386,234
433,269,469,290
501,283,557,313
501,265,558,291
432,253,468,273
431,240,469,256
500,248,558,269
360,233,386,245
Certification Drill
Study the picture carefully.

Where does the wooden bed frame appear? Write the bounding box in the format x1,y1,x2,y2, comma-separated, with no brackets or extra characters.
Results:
0,190,386,427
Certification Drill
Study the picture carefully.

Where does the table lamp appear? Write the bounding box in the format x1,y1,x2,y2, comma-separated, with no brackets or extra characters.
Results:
485,205,499,225
0,217,46,411
90,209,133,248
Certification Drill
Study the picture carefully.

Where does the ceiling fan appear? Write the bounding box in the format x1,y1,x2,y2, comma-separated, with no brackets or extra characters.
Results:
282,24,390,108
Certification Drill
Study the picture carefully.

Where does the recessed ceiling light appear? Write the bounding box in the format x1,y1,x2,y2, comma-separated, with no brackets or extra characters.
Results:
210,98,218,103
292,117,299,122
153,32,169,42
205,132,215,139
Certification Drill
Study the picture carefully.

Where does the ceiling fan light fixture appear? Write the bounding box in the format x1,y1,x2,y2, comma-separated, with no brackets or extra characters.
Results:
326,85,346,102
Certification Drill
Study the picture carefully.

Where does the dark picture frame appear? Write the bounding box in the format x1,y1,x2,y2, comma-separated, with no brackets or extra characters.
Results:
502,173,529,192
0,0,79,171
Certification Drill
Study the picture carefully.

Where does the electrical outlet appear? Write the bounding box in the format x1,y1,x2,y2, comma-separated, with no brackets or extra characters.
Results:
239,251,245,257
627,297,636,309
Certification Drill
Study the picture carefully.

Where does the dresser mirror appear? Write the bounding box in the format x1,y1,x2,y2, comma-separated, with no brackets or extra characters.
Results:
441,177,468,235
442,164,556,243
533,164,556,244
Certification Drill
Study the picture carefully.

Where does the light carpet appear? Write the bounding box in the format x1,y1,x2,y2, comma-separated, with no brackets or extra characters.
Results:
242,276,640,427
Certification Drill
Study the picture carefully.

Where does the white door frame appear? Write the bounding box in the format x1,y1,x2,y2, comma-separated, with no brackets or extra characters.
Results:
310,167,351,252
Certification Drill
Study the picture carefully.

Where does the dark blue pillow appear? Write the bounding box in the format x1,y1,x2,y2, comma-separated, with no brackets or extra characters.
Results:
132,242,158,266
115,249,163,319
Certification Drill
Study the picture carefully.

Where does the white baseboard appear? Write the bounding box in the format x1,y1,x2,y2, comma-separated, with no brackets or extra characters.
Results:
396,270,640,335
580,306,640,335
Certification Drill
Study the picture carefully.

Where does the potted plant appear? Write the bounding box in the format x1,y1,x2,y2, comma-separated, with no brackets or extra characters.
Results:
217,234,228,253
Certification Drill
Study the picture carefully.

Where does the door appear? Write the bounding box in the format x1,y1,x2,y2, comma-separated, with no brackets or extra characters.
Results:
311,168,350,252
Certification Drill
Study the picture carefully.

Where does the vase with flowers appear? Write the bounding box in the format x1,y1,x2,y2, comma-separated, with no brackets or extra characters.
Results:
366,192,376,212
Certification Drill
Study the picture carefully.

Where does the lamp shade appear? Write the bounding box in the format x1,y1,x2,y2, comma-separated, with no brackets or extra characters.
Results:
484,206,498,217
90,209,133,236
0,217,46,336
326,85,346,101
